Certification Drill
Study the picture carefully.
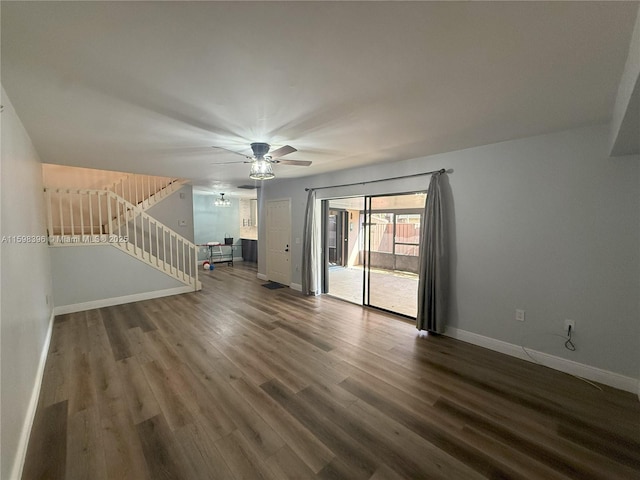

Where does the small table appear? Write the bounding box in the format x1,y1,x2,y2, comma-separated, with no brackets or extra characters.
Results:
199,242,235,267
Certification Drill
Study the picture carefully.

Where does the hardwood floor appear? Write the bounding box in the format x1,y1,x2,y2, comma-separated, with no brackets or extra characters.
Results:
23,263,640,479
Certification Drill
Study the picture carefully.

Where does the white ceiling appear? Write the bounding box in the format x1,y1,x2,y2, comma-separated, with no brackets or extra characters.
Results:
2,1,638,195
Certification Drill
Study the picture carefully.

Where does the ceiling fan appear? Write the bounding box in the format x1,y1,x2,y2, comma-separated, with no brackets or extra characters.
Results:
212,142,312,180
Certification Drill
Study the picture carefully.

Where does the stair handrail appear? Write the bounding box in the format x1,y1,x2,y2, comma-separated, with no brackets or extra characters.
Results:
105,174,182,209
44,187,200,289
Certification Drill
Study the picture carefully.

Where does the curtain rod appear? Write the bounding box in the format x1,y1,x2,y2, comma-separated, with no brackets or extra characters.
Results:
304,168,446,192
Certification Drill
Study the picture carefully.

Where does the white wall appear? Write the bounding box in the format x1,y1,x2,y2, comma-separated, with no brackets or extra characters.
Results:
1,88,54,480
260,125,640,380
50,246,185,308
147,185,195,243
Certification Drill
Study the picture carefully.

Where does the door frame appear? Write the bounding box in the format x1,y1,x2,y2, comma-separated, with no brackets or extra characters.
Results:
322,192,426,319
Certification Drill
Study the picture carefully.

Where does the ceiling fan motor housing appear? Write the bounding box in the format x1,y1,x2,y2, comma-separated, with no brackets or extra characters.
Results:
250,142,270,158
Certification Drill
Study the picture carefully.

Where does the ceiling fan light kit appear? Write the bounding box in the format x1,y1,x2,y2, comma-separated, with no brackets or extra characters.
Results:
249,159,275,180
212,142,311,180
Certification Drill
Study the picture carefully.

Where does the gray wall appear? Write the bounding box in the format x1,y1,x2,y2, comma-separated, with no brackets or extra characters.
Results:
147,184,195,243
50,246,184,307
260,125,640,378
1,88,54,480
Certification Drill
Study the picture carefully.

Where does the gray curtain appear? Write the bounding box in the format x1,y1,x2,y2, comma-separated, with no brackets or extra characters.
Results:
301,189,319,295
416,172,448,333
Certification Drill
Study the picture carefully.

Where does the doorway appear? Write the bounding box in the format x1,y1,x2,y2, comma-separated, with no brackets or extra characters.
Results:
323,192,426,318
325,198,364,304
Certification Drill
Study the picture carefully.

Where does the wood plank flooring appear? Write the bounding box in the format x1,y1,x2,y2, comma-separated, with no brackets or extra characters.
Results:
22,263,640,479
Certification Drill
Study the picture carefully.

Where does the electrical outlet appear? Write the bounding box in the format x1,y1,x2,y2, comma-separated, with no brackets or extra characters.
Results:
515,309,525,322
564,319,575,333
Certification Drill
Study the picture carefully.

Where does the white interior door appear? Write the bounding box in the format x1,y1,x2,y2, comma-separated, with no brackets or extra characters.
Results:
266,198,292,285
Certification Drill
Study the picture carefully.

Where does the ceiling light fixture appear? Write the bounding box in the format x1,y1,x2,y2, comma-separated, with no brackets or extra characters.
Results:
214,193,231,207
249,159,275,180
212,142,309,180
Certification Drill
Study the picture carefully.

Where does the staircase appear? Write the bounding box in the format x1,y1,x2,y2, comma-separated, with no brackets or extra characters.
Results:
44,186,201,291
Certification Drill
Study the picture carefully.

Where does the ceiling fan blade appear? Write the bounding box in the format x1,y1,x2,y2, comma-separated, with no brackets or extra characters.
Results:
210,160,251,165
212,146,253,160
269,145,297,158
276,159,312,167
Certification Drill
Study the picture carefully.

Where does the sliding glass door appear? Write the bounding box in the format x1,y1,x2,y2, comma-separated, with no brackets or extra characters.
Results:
364,193,426,317
323,192,426,319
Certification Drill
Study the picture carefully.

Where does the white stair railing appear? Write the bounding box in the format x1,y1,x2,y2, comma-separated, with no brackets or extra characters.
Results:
44,188,200,290
106,174,183,210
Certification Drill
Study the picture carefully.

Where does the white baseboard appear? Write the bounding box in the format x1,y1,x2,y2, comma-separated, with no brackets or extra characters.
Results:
257,273,268,281
444,327,638,394
290,282,302,292
53,285,195,315
11,309,55,480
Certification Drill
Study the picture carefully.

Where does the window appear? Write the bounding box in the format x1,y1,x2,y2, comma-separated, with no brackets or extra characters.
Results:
369,213,393,253
395,214,420,256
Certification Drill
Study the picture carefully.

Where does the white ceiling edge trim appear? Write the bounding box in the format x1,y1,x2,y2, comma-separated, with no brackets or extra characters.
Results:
610,7,640,156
